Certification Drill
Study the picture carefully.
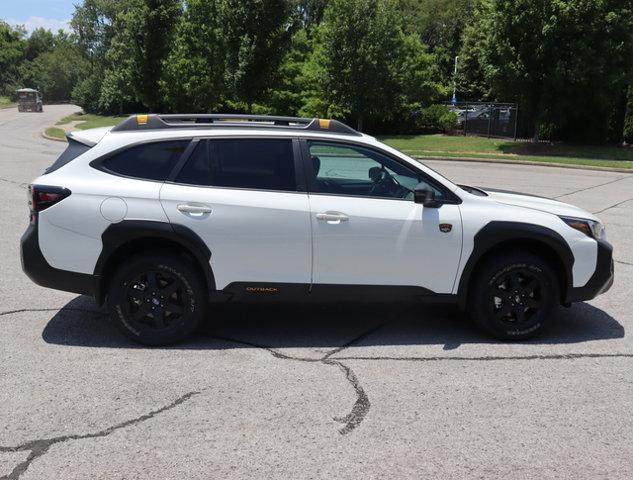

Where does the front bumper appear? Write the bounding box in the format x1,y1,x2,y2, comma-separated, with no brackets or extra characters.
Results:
566,239,614,303
20,223,97,297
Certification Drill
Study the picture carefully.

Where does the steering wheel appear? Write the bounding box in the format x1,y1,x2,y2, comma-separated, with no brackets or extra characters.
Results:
368,168,402,197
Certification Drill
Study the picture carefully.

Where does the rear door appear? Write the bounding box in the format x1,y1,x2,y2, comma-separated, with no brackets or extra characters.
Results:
160,137,312,290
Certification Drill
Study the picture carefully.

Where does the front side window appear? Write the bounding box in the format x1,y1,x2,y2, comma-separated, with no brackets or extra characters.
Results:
176,138,296,191
307,141,444,200
102,140,189,181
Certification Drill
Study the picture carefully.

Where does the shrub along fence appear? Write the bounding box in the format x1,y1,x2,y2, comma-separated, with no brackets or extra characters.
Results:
446,102,518,139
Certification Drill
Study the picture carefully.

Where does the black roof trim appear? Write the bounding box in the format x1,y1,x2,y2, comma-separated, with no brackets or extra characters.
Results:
110,114,362,136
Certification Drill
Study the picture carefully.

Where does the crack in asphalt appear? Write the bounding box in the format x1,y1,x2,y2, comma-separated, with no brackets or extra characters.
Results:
553,176,632,199
616,259,633,267
0,391,200,480
0,177,27,189
212,333,374,435
334,352,633,362
593,197,633,214
210,317,397,436
0,307,106,318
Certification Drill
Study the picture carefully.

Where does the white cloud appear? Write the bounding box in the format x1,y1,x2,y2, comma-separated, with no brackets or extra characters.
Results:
7,16,71,34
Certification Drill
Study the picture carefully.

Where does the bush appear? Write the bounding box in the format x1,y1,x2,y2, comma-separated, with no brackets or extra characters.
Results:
418,104,458,133
71,74,103,114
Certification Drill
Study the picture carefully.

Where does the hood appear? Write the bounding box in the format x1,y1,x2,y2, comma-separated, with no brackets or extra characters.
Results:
479,187,599,221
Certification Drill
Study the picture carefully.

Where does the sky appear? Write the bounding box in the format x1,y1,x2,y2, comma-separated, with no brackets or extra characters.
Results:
1,0,78,34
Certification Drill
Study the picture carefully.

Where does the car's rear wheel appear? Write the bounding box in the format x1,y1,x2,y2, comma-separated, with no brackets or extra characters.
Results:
468,252,560,340
107,252,207,345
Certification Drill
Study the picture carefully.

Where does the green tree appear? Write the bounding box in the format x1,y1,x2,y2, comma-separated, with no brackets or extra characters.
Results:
269,28,313,115
484,0,633,142
219,0,294,110
19,33,88,102
0,21,26,95
399,0,474,87
307,0,441,131
104,0,182,111
161,0,227,112
25,28,55,60
454,0,492,101
70,0,136,112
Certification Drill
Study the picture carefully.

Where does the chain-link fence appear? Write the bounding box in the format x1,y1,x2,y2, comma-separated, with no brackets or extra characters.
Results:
445,102,518,139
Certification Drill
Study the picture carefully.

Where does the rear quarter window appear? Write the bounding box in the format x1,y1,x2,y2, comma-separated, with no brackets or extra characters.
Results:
100,140,189,181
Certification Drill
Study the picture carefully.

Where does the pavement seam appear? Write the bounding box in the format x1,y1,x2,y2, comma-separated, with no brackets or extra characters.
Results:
334,352,633,362
0,391,201,480
615,259,633,267
553,176,632,199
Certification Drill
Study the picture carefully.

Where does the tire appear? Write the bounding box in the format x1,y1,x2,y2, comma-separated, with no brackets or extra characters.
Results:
107,252,207,345
467,251,560,341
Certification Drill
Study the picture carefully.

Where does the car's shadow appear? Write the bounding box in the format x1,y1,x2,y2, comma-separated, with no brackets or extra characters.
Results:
42,295,625,351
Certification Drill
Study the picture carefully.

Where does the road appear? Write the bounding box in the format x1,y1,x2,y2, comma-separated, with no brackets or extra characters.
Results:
1,105,632,479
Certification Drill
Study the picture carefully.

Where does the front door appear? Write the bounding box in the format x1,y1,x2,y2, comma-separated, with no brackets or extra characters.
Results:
304,140,462,294
160,137,311,290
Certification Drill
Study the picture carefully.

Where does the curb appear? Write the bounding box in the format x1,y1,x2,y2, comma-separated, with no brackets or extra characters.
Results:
41,130,67,143
415,155,633,174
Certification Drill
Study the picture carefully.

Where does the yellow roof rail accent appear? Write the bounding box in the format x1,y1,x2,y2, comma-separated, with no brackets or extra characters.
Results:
319,119,331,129
136,114,149,125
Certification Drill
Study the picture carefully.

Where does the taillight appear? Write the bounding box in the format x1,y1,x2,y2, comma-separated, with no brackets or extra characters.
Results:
28,185,71,223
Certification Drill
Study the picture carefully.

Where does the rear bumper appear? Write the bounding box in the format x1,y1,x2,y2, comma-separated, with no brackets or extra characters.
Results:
20,223,97,297
566,239,614,303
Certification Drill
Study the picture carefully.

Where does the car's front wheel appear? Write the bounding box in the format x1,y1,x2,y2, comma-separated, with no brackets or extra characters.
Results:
468,252,560,340
107,252,207,345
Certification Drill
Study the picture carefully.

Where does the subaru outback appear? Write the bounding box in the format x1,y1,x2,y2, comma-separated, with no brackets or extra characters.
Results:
21,114,614,345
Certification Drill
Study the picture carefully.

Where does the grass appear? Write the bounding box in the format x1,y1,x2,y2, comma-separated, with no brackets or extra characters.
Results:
0,96,16,109
56,112,126,130
44,127,66,139
380,134,633,169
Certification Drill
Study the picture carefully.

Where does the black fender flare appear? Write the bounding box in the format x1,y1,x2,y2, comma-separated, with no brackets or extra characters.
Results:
94,220,214,304
456,221,574,309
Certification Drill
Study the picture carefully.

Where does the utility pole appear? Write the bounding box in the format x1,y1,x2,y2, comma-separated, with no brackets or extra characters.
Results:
451,55,459,105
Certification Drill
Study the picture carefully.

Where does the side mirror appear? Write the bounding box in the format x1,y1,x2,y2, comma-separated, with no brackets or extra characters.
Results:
414,185,441,208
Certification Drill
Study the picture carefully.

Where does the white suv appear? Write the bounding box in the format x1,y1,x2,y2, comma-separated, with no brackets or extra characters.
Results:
21,114,614,345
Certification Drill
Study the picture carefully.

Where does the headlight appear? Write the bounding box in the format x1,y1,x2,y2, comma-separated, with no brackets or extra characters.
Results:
560,216,606,240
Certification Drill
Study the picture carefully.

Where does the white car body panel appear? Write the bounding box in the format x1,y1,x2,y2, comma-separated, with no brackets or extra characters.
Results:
308,194,462,292
455,192,597,289
30,124,604,293
160,184,312,289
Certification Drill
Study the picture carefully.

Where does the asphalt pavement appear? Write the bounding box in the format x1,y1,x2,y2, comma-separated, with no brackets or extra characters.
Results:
1,105,632,479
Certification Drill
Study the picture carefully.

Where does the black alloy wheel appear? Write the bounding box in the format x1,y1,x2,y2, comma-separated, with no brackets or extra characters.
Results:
108,252,207,345
469,252,559,340
489,268,543,325
123,270,190,332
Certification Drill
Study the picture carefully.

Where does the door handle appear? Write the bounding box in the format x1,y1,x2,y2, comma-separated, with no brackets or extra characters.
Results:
316,212,349,223
177,203,212,214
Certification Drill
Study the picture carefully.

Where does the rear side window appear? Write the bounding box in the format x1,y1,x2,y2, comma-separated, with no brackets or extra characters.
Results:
176,138,296,191
45,138,92,174
102,140,189,181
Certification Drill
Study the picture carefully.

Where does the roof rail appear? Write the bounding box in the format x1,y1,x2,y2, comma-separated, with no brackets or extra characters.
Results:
111,113,361,136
